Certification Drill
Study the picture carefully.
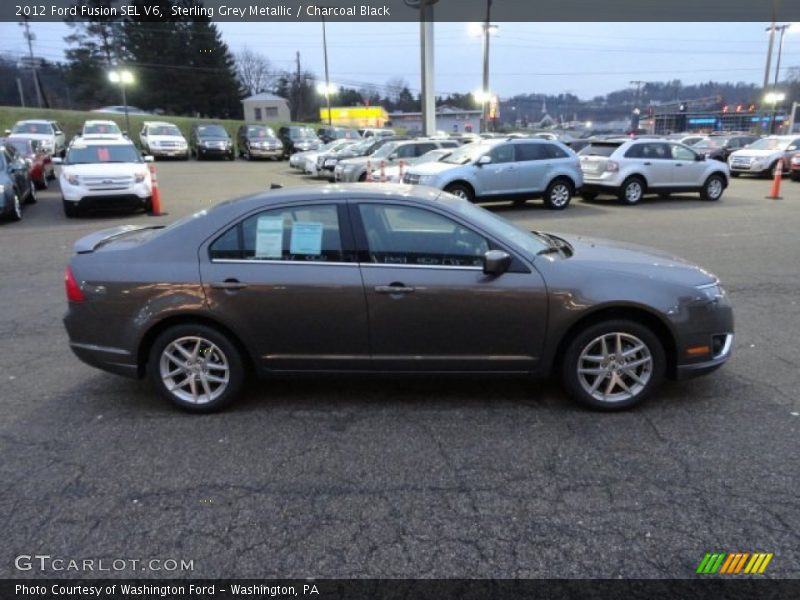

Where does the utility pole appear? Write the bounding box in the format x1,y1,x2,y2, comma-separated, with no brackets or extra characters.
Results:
321,17,332,126
769,24,790,134
295,51,302,122
630,80,646,132
16,78,25,107
20,18,43,108
761,2,778,133
481,0,493,133
419,0,436,136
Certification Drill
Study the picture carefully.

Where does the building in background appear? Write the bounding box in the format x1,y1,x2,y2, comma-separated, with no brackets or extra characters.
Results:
242,93,291,123
320,106,389,128
387,107,483,134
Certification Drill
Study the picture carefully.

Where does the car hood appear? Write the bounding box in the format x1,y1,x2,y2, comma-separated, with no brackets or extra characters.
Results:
147,135,186,143
730,149,781,159
556,234,718,287
11,133,53,142
62,163,146,176
407,161,464,176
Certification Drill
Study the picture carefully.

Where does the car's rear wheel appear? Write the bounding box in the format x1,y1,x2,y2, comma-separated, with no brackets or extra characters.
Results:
9,193,22,221
149,324,245,413
562,319,665,411
544,178,573,210
618,176,645,205
62,198,79,218
34,175,47,190
27,180,37,204
444,182,474,203
700,174,725,201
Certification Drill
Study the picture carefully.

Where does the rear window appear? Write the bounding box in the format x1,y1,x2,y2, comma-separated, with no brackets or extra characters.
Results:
577,143,621,157
66,143,141,164
12,122,51,135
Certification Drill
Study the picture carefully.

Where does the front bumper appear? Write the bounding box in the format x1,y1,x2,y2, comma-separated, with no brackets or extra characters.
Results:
675,334,734,380
729,161,768,173
198,146,233,157
61,180,152,204
248,147,283,158
150,147,189,158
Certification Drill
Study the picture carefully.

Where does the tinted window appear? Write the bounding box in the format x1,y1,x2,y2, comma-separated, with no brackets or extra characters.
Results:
488,144,514,164
359,204,489,267
84,122,121,135
149,125,182,136
637,143,670,160
12,122,52,135
543,144,569,159
515,143,547,161
415,143,436,156
210,204,345,262
6,140,30,155
578,143,620,157
197,125,228,138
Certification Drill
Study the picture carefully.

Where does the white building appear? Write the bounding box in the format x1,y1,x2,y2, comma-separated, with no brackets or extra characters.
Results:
241,93,291,123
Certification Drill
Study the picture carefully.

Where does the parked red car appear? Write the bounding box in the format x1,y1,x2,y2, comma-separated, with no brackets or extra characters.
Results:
2,137,55,190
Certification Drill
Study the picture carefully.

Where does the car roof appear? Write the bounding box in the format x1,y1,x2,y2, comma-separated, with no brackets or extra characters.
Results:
15,119,53,125
144,121,179,127
69,137,136,146
84,120,118,125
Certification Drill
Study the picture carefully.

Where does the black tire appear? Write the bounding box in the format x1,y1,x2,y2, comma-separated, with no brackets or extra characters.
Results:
8,193,22,221
543,178,573,210
148,324,245,413
764,162,780,178
791,172,800,182
700,173,725,201
26,180,37,204
580,192,598,202
513,198,527,207
730,172,740,178
34,175,47,190
358,172,368,182
46,167,56,181
618,176,645,205
658,192,670,199
444,182,475,203
62,198,79,218
561,319,666,411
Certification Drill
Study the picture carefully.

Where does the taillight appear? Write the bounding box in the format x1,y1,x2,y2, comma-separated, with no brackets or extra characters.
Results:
64,266,85,302
605,160,620,173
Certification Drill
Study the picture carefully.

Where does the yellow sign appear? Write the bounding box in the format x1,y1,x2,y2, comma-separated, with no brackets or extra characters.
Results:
320,106,388,127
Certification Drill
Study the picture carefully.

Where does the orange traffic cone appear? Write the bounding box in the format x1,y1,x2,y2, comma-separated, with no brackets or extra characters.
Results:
766,160,783,200
147,162,167,216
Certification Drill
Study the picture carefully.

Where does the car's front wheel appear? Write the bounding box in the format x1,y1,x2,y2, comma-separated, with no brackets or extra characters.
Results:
9,193,22,221
700,174,725,201
544,178,573,210
148,324,245,413
444,182,475,203
27,180,37,204
618,176,645,205
562,319,665,411
62,198,79,218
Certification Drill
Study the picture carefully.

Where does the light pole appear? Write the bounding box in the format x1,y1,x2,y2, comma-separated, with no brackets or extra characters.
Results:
767,23,799,133
469,2,497,133
321,16,332,127
108,68,133,135
765,91,787,134
316,82,337,127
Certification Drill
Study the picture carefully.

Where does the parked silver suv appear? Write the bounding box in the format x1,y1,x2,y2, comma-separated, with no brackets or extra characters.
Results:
335,138,459,183
578,138,730,204
402,138,583,210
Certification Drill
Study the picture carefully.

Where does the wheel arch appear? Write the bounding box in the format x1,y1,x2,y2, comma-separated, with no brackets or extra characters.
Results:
443,179,476,197
136,314,256,378
550,305,678,380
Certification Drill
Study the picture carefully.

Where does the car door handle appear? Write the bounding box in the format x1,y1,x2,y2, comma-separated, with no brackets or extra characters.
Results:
643,162,652,166
675,163,683,167
375,284,415,294
210,279,248,290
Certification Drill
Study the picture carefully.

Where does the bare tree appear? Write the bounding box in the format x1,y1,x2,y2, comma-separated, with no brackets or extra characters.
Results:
385,77,409,103
235,47,274,96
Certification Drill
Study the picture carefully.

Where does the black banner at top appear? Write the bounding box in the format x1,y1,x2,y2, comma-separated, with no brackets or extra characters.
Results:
4,0,800,22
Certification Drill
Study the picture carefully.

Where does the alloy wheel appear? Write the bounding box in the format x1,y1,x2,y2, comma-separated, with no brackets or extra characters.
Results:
577,332,653,404
159,336,230,405
625,181,642,203
12,193,22,220
707,178,723,200
550,183,570,207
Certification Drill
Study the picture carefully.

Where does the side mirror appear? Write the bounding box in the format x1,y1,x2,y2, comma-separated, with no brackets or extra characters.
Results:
477,155,492,166
483,250,512,276
51,156,63,164
143,155,155,162
695,154,705,161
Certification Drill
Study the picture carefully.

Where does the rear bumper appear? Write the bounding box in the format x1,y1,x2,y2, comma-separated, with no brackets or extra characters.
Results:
67,340,140,379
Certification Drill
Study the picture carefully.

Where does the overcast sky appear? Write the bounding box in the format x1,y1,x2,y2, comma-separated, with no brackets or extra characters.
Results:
2,21,799,99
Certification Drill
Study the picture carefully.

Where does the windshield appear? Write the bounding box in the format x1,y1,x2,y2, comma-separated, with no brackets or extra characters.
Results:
148,125,182,137
12,122,51,135
694,137,728,150
197,125,228,138
247,125,275,138
66,143,142,164
746,138,789,151
289,127,316,139
371,142,400,159
443,196,548,255
6,140,31,154
442,143,491,165
85,122,121,135
577,143,620,157
413,149,450,165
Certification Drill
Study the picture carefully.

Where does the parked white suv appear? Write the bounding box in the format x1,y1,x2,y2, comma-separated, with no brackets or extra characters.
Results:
578,138,729,204
53,137,154,217
6,119,66,157
139,121,189,159
81,120,124,138
727,135,800,178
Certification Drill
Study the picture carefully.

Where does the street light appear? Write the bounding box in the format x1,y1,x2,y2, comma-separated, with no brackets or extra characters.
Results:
766,23,798,133
317,81,337,126
108,68,134,135
468,1,498,133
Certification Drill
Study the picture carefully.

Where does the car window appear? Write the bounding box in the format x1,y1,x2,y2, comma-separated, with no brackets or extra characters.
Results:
66,143,141,164
210,204,345,262
577,143,620,157
488,144,514,164
415,143,436,156
394,144,417,159
543,144,569,159
359,204,489,267
638,143,670,160
671,144,697,161
514,143,546,161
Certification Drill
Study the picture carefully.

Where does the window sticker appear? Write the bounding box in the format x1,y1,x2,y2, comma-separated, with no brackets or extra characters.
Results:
97,147,110,161
254,216,284,259
289,222,324,256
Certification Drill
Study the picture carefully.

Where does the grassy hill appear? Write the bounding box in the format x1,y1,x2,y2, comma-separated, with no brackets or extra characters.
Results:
0,106,315,145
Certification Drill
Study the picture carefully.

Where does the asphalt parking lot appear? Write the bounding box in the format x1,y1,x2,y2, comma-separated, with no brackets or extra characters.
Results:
1,159,799,579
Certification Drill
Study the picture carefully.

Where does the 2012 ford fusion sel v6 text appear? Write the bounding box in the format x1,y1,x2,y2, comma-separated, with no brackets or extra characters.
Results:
63,184,733,412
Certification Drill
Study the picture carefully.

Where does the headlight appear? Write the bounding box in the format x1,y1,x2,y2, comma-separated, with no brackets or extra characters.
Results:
134,171,147,183
696,282,725,302
418,175,437,186
66,174,79,185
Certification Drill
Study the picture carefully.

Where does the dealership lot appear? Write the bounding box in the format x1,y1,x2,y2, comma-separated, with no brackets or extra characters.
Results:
1,161,799,578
